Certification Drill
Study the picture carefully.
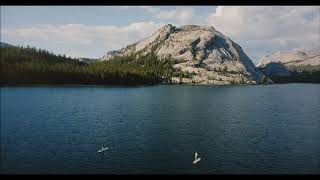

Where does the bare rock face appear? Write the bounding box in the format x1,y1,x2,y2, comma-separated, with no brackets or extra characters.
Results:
101,24,268,85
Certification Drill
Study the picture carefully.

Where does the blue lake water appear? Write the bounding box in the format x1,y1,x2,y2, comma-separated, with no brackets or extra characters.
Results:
0,84,319,174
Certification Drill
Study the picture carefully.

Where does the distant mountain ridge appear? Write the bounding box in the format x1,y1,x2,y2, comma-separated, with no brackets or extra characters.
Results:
257,49,320,83
0,42,13,48
257,49,320,68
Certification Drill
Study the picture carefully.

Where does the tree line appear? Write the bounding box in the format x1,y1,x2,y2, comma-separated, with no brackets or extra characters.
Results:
269,65,320,83
0,43,175,85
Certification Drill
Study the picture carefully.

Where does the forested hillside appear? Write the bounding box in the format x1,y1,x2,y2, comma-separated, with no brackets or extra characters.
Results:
0,43,174,85
269,65,320,83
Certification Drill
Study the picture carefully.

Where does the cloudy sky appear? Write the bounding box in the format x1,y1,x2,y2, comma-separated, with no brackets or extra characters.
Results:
1,6,319,64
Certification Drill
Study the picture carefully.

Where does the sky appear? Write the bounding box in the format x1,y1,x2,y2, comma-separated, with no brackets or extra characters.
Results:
1,6,319,64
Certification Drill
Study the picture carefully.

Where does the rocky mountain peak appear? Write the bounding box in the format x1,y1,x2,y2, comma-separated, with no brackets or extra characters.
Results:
101,24,269,85
178,25,216,32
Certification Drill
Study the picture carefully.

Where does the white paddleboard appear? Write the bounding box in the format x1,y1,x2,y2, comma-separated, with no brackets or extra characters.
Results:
193,152,201,164
97,147,109,153
193,157,201,164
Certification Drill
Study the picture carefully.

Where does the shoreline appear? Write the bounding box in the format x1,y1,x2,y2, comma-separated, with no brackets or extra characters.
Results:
1,82,319,88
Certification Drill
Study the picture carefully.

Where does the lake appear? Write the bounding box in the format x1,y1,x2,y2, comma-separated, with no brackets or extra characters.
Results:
0,84,319,174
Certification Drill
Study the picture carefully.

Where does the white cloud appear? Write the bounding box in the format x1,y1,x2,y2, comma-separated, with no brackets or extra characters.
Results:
131,6,204,25
139,6,161,13
119,6,161,13
1,21,164,58
119,6,130,10
1,6,319,63
155,10,176,19
155,7,203,25
206,6,320,63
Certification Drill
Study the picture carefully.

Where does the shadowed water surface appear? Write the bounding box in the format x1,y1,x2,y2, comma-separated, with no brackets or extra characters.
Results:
1,84,319,174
